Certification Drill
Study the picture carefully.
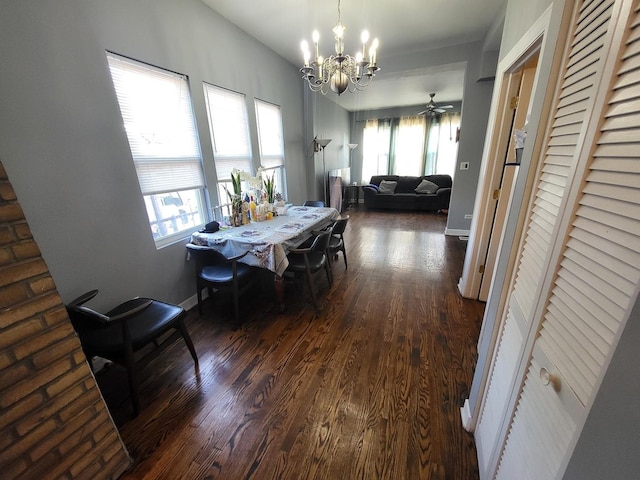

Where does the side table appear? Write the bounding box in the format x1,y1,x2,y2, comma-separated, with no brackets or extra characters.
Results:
345,184,361,208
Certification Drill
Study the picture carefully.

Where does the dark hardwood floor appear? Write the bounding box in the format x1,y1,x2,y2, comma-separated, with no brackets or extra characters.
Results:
100,209,485,480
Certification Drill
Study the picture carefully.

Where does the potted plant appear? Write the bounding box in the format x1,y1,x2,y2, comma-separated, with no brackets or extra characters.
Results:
224,169,244,226
263,170,276,204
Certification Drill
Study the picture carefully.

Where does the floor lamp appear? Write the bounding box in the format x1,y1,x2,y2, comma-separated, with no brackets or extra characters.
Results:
347,143,358,175
314,137,332,205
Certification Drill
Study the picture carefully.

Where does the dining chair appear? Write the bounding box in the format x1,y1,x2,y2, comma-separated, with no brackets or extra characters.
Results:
185,243,255,321
303,200,325,207
65,289,198,416
286,230,333,309
328,215,349,269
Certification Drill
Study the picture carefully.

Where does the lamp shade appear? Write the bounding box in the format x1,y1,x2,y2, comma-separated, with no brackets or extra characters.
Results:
316,138,332,148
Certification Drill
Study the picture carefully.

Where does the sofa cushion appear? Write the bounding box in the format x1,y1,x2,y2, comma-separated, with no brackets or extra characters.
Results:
378,180,398,194
415,179,439,194
394,176,422,193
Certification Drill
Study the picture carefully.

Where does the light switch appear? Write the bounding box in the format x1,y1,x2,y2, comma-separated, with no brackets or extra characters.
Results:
460,162,470,170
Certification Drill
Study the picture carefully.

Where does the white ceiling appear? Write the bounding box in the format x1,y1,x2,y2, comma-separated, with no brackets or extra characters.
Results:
201,0,506,111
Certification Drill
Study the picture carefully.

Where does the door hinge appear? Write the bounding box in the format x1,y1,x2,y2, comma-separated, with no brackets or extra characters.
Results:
510,96,519,109
479,265,485,274
493,188,501,200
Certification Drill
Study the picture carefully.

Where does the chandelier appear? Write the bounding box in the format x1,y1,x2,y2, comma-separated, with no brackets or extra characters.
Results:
299,0,380,95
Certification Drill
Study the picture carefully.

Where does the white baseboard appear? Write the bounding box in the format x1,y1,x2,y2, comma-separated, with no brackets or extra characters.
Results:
180,292,204,312
460,398,474,432
445,228,471,237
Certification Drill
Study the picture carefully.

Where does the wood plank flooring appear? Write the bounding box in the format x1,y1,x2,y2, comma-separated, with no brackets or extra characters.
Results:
99,209,485,480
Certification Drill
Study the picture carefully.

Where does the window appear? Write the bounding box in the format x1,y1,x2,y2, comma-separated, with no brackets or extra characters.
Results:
361,119,391,183
361,113,459,183
391,116,426,176
106,53,206,247
203,84,253,206
424,113,460,177
255,99,286,199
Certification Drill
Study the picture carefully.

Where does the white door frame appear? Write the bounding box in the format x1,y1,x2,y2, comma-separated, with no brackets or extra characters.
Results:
460,1,573,431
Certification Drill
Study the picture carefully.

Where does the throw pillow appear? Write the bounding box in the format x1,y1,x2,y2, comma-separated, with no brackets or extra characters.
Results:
378,180,398,194
366,183,379,191
414,179,439,194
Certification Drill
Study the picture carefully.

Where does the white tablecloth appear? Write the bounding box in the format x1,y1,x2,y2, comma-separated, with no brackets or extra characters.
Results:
190,206,338,276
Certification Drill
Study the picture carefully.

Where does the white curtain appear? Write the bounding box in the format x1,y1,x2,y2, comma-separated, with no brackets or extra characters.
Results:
425,113,460,178
391,116,426,176
361,119,391,183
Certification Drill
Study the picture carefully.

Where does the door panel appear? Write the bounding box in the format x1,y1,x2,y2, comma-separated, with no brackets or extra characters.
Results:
475,0,622,477
484,1,640,479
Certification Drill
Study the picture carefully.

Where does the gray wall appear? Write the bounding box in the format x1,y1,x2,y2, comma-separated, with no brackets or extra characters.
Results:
448,48,495,232
500,0,554,61
0,0,306,310
306,94,352,203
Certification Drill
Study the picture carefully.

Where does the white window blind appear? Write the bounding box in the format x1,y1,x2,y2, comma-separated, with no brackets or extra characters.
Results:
255,99,285,169
106,53,204,194
203,84,253,180
254,99,286,198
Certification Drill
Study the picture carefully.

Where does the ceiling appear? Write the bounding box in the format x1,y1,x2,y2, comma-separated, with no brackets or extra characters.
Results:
201,0,507,112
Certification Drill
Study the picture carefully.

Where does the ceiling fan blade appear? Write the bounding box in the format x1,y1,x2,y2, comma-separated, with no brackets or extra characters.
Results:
440,105,454,109
434,108,445,114
417,109,427,115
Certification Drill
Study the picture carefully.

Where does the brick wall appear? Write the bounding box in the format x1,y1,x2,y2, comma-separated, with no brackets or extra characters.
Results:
0,161,131,479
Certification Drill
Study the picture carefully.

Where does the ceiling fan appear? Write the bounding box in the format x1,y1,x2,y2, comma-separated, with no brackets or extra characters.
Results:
418,93,454,116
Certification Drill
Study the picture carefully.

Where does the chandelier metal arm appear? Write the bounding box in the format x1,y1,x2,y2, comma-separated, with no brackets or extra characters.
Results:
299,1,379,96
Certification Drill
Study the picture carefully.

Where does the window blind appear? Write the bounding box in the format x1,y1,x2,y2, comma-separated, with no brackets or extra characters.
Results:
106,53,204,195
203,84,253,179
255,99,285,169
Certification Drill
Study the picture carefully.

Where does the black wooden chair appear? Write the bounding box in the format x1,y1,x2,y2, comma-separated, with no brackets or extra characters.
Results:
328,215,349,269
303,200,325,207
285,230,333,309
65,290,198,416
185,243,255,321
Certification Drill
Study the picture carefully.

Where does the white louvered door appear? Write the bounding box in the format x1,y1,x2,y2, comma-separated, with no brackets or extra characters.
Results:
475,0,617,476
494,1,640,479
475,0,640,478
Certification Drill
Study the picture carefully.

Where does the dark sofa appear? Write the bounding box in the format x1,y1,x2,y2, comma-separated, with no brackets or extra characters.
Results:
362,174,452,211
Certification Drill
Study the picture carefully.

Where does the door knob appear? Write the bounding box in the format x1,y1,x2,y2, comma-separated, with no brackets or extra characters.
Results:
539,367,561,392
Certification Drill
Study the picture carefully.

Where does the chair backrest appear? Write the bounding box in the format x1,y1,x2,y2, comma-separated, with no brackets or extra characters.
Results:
66,302,110,332
186,243,233,271
332,216,349,235
303,200,325,207
310,230,332,253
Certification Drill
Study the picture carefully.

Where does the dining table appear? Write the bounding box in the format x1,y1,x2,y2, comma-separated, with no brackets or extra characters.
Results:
190,205,339,309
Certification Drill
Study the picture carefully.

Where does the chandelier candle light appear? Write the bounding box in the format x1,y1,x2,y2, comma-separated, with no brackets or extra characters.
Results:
300,0,380,95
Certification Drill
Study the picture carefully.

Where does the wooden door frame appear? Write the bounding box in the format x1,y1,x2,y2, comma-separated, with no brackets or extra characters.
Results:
478,63,538,302
460,2,574,432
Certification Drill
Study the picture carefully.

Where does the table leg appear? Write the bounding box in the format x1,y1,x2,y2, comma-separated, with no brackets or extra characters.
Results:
274,274,286,312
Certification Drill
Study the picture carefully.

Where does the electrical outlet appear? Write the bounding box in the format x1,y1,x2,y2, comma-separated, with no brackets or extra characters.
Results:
460,162,470,170
464,214,473,219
